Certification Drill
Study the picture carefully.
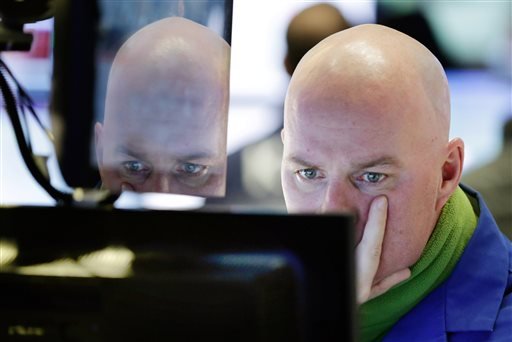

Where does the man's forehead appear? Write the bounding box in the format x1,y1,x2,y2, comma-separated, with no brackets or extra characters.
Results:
115,140,223,162
105,86,226,127
286,71,409,131
102,130,226,166
284,108,408,165
286,99,400,137
109,112,224,140
108,66,223,104
283,136,403,172
286,24,450,141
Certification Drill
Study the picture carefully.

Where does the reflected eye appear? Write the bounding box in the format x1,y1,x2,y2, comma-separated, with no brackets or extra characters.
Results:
122,161,149,173
297,168,319,180
359,172,386,184
177,162,208,176
120,161,151,182
175,162,210,188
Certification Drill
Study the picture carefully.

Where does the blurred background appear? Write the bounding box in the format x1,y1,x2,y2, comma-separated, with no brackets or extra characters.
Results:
1,1,511,223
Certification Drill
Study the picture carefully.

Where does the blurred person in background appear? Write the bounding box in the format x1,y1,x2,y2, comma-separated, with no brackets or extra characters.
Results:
463,117,512,239
375,1,456,69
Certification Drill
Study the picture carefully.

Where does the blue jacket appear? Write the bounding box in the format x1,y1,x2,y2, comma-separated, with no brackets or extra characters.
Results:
383,185,512,341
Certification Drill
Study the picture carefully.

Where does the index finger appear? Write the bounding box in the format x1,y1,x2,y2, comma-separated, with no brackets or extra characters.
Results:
356,195,388,304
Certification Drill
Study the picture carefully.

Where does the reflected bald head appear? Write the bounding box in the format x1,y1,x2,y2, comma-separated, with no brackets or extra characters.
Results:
105,16,230,128
96,17,230,196
285,24,450,149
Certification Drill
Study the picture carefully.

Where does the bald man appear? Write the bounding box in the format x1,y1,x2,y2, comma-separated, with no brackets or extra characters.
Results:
95,17,230,197
282,24,512,340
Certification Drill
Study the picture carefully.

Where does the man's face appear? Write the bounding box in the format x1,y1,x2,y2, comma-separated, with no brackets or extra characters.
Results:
95,17,230,198
97,83,227,197
281,87,443,281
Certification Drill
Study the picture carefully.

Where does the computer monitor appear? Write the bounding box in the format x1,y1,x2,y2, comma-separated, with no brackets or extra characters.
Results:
0,0,234,205
0,206,357,341
51,0,233,198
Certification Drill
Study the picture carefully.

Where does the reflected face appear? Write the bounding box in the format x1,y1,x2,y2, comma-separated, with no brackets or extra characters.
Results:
96,101,227,197
95,17,229,197
282,76,444,281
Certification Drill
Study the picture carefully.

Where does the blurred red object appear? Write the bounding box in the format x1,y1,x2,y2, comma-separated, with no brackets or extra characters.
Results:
25,29,51,58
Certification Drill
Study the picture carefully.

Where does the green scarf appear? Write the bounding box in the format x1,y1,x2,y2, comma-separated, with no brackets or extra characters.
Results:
359,187,478,342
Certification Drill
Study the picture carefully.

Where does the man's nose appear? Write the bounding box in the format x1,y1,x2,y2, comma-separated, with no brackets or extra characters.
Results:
320,181,357,214
151,172,173,193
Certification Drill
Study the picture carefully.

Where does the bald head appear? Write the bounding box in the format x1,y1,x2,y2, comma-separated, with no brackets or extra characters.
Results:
105,17,230,127
281,24,464,281
96,17,230,196
286,24,450,146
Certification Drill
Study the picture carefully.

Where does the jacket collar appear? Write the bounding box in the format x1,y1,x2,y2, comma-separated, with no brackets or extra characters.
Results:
384,185,510,340
445,185,510,332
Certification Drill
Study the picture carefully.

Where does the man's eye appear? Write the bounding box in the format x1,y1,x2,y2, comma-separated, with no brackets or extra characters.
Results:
178,162,207,176
122,161,149,174
297,168,319,180
120,160,151,183
360,172,386,184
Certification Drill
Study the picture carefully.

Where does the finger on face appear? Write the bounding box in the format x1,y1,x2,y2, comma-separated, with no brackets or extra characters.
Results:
358,195,388,257
355,196,388,304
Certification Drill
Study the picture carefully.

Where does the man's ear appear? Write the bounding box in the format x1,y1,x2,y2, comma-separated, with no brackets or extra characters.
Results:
94,122,104,167
436,138,464,211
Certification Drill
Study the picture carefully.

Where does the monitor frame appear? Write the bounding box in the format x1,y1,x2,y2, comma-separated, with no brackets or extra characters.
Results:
0,205,357,341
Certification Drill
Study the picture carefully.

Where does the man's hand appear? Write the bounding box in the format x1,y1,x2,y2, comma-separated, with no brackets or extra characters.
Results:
356,196,411,305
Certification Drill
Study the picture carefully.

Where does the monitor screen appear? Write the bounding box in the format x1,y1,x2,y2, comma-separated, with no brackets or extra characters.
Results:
51,0,233,199
0,206,356,341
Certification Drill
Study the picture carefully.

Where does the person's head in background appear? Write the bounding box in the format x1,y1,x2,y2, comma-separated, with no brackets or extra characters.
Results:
503,117,512,144
95,17,230,197
284,3,350,76
281,24,462,282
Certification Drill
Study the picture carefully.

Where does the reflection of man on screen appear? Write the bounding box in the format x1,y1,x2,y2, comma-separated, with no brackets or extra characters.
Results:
281,24,512,340
95,17,230,197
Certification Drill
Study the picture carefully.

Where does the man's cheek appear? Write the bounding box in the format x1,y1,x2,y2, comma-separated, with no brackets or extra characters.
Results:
287,194,311,213
102,169,123,193
283,175,300,201
287,187,319,213
379,196,409,253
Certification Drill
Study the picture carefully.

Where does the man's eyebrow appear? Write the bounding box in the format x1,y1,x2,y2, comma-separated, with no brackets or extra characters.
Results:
354,156,400,169
116,145,221,162
174,151,220,161
286,155,318,167
116,145,146,159
285,155,400,169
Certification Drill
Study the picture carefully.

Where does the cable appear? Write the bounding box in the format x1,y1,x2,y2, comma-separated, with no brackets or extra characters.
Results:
0,59,54,143
0,59,72,204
